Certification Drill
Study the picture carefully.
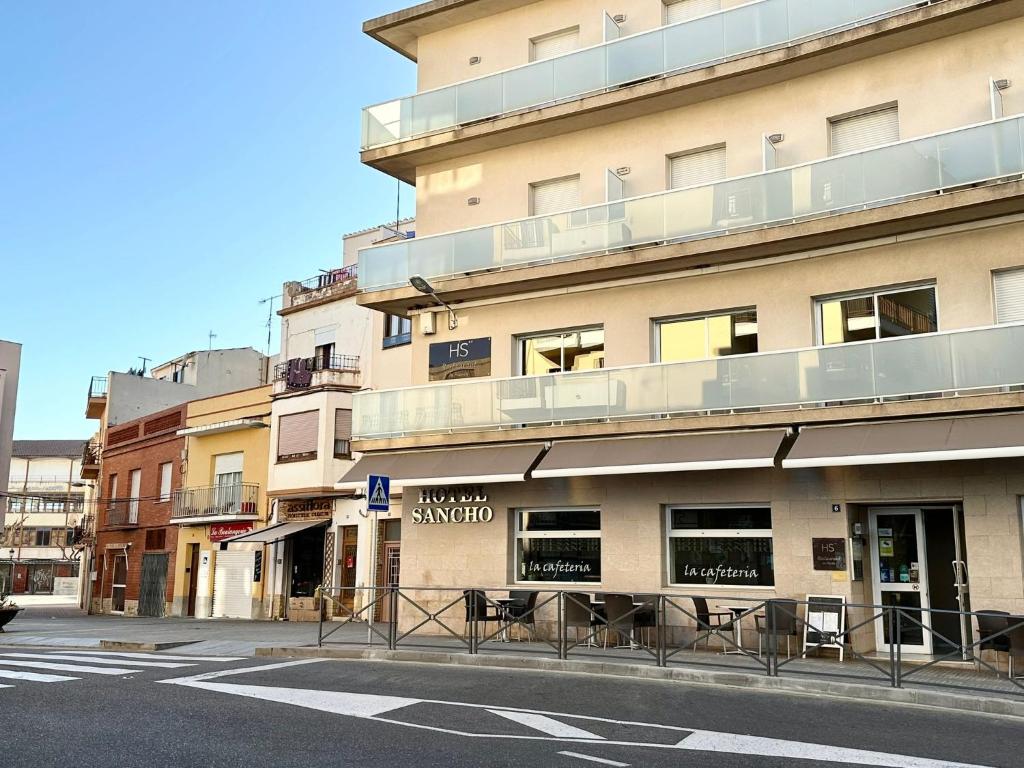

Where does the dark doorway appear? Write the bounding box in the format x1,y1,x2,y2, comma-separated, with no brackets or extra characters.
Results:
289,525,326,599
923,507,970,655
185,544,200,617
138,553,169,617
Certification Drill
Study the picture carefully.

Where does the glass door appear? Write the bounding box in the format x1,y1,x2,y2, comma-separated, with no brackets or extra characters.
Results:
869,508,932,655
110,553,128,614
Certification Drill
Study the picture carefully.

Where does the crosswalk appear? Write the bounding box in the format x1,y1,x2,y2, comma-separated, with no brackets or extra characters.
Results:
0,650,244,689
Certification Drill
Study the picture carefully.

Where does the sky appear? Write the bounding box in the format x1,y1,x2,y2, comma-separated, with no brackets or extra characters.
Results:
0,1,416,440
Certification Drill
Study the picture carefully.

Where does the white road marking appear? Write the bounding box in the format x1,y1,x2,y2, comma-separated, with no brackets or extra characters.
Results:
58,651,244,662
177,682,419,717
0,669,80,683
489,710,604,740
0,660,137,675
1,653,194,669
157,658,326,684
558,752,629,767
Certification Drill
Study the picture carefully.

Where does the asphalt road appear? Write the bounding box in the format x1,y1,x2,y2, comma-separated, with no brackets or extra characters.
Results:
1,647,1019,768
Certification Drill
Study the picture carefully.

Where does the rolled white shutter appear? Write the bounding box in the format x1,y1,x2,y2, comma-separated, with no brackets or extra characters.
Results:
665,0,721,24
531,28,580,61
830,106,899,155
531,175,581,215
278,411,319,458
995,268,1024,323
313,326,336,347
214,452,244,477
670,146,727,189
212,551,255,619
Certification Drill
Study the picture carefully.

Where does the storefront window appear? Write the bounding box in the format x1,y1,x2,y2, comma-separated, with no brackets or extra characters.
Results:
515,509,601,583
667,506,774,587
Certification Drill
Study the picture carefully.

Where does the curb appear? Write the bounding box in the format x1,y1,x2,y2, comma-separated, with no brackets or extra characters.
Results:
100,640,192,651
255,645,1024,719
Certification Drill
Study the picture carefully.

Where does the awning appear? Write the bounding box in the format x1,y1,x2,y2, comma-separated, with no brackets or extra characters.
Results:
532,430,789,479
336,443,546,490
783,413,1024,468
222,520,326,545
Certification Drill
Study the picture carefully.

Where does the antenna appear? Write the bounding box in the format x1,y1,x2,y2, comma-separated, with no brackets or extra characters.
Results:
208,330,217,351
258,294,279,357
137,356,152,375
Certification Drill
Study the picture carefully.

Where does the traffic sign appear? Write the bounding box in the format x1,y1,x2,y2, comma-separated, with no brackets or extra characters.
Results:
367,475,390,512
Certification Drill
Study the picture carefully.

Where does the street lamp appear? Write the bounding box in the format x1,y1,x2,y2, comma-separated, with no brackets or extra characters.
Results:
410,275,458,330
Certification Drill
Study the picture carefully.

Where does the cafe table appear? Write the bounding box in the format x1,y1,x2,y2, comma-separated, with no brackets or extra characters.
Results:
719,605,755,655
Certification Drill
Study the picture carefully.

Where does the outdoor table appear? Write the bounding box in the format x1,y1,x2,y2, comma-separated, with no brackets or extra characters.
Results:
494,598,524,642
720,605,753,655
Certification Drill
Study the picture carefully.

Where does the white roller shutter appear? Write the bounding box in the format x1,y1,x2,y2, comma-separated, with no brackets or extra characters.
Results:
278,410,319,459
665,0,721,24
530,27,580,61
212,551,255,619
313,326,336,347
213,452,244,476
830,106,899,155
531,175,581,215
670,146,727,189
995,268,1024,323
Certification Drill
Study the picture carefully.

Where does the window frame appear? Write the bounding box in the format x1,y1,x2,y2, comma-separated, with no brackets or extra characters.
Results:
814,282,939,345
666,142,727,191
276,409,320,464
158,461,173,503
515,325,605,376
529,174,582,217
513,507,602,585
653,306,758,363
827,102,899,157
528,26,581,63
383,313,412,349
665,504,775,589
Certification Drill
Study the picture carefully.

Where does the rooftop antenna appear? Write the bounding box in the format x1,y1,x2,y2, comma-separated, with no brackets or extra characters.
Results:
258,294,279,357
137,356,152,375
208,330,217,351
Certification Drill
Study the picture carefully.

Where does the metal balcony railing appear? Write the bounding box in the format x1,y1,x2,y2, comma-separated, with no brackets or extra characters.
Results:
171,483,260,520
104,499,138,527
273,355,361,387
358,115,1024,292
362,0,933,149
82,441,101,466
295,265,358,293
352,322,1024,439
88,376,108,399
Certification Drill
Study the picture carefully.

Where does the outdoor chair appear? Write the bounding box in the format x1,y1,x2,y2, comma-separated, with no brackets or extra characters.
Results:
1007,617,1024,681
691,597,734,652
462,590,504,641
975,610,1011,674
565,592,599,647
603,594,638,649
632,594,658,647
504,590,539,641
755,599,800,659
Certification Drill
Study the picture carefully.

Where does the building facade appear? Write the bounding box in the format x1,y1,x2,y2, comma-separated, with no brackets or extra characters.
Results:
347,0,1024,656
0,340,21,535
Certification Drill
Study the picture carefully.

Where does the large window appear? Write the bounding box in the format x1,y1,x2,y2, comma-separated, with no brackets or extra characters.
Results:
667,506,774,587
519,328,604,375
277,411,319,463
515,509,601,583
383,314,412,349
818,285,937,345
657,309,757,363
334,408,353,459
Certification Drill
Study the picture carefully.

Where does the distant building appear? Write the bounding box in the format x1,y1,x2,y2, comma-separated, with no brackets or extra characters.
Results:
0,340,20,535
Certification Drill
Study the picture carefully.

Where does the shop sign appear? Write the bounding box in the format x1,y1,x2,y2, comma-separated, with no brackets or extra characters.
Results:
812,538,848,571
428,338,491,381
281,498,333,521
412,486,493,525
209,522,254,543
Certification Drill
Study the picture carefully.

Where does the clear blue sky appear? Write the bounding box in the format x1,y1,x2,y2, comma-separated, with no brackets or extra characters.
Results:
0,1,416,440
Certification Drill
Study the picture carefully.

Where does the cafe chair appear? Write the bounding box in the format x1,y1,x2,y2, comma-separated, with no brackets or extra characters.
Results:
565,592,599,647
691,597,734,652
755,599,800,659
632,594,658,647
975,610,1011,675
505,590,539,641
603,594,639,649
462,590,504,641
1007,617,1024,681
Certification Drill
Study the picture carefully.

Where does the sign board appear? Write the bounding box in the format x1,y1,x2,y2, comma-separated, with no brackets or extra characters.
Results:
429,338,491,381
209,522,254,543
367,475,391,513
802,595,847,661
280,498,333,522
412,486,492,525
811,538,848,571
253,551,263,583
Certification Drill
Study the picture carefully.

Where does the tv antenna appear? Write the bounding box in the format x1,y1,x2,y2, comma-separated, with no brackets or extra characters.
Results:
137,356,152,375
208,330,217,351
258,294,279,357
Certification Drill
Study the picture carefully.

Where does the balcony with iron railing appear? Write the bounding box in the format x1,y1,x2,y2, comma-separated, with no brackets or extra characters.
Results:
273,354,361,395
362,0,937,150
86,376,108,419
81,441,101,480
357,115,1024,298
282,265,359,313
104,499,139,528
170,483,261,524
352,322,1024,441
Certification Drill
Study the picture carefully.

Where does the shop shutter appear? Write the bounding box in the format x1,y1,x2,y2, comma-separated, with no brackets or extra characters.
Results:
334,409,353,441
665,0,721,25
530,27,580,61
530,175,581,216
212,551,255,619
278,410,319,459
830,106,899,155
994,268,1024,323
670,146,727,189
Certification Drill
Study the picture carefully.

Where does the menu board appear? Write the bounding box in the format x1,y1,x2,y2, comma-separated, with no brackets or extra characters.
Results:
812,538,848,571
802,595,847,661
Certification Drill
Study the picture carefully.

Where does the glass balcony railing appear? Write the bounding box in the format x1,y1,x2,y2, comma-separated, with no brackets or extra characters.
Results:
352,323,1024,439
358,115,1024,292
362,0,930,149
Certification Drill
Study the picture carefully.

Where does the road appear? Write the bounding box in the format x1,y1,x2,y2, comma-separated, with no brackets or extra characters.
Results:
0,647,1019,768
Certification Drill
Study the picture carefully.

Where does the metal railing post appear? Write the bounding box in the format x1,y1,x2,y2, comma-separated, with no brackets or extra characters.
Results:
894,609,903,689
656,594,667,667
470,589,478,655
766,599,776,677
388,587,398,650
316,585,324,648
558,591,567,660
887,607,897,687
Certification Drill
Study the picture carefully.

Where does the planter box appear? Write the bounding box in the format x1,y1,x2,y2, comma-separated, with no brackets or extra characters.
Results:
0,607,22,632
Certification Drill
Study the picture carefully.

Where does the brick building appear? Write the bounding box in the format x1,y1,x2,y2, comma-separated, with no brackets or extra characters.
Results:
92,405,186,616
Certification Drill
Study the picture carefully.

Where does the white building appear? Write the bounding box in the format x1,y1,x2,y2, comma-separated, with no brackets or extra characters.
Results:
0,340,21,535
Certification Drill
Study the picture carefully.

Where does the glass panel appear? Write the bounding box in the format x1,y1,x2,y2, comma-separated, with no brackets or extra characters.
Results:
876,288,937,338
873,332,953,397
664,11,725,72
671,507,772,530
455,73,503,125
521,510,601,532
669,537,774,586
875,514,921,585
522,335,565,376
660,318,707,362
724,0,788,57
565,329,605,371
881,592,925,646
504,59,555,113
517,538,601,582
949,324,1024,390
552,45,606,102
606,28,664,87
821,296,876,344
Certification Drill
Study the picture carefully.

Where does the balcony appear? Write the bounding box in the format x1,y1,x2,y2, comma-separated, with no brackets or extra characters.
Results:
104,499,138,528
81,441,101,480
273,354,362,396
362,0,931,150
86,376,108,419
281,265,358,314
170,483,260,524
358,115,1024,297
352,322,1024,440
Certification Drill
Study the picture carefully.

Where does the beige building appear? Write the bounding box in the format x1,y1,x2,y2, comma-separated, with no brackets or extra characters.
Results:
345,0,1024,659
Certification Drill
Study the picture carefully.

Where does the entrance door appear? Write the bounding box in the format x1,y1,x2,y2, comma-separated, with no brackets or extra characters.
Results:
110,554,128,613
138,553,169,617
13,564,28,594
339,526,358,613
186,544,200,617
869,508,932,655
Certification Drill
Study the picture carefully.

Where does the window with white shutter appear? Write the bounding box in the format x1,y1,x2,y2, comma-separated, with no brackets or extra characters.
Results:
664,0,721,25
829,105,899,155
994,268,1024,324
277,410,319,462
669,145,727,190
334,409,353,459
530,27,580,62
158,462,173,502
530,175,581,216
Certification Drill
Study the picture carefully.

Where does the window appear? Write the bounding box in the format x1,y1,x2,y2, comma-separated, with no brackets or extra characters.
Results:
34,529,52,547
530,175,581,217
383,314,412,349
519,328,605,375
158,462,173,502
667,506,774,587
128,469,141,518
515,509,601,583
334,408,353,459
994,268,1024,324
314,326,336,367
829,105,899,155
145,528,166,550
818,285,937,345
277,411,319,462
214,452,244,511
657,309,758,362
530,27,579,62
669,145,726,190
664,0,721,24
108,473,118,499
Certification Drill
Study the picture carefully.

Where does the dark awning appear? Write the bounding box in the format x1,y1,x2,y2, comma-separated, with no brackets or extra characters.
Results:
783,413,1024,468
532,430,789,479
222,520,326,545
336,443,547,490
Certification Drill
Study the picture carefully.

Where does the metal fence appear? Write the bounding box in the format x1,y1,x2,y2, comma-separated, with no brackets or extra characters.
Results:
170,483,260,520
295,265,358,292
273,354,361,384
88,376,108,399
104,499,138,527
